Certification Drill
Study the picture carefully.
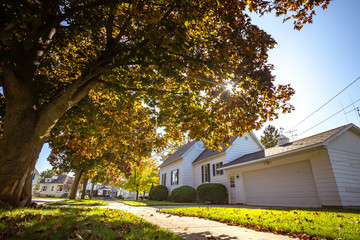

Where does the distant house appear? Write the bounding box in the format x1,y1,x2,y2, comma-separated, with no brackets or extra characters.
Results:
158,124,360,208
31,168,40,194
88,183,136,200
39,175,74,197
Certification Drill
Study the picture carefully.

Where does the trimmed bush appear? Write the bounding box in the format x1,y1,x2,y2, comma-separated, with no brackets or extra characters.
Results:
61,193,69,198
170,185,196,203
197,183,228,204
149,185,168,201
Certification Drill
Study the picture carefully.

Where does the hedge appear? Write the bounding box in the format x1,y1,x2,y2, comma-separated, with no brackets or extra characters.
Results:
170,185,196,203
149,185,168,201
197,183,228,204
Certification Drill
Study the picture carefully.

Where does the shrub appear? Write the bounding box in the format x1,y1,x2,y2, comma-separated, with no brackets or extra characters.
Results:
170,185,196,203
61,193,69,198
149,185,168,201
117,195,124,200
197,183,228,204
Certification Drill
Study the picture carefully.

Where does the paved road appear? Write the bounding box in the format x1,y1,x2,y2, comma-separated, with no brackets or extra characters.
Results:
102,201,296,240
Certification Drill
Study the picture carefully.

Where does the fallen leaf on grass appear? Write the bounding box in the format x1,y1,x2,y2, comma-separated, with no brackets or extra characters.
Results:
75,233,83,240
15,231,24,238
114,232,125,240
72,223,79,230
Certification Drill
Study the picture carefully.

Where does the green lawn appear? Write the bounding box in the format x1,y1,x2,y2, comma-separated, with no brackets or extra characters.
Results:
117,200,203,206
45,199,108,206
160,207,360,240
32,197,67,200
0,207,183,240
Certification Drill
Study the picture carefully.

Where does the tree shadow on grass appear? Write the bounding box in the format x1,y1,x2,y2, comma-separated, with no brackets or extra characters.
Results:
0,207,183,240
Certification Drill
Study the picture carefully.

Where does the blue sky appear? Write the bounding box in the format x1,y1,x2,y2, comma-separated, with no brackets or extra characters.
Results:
35,1,360,173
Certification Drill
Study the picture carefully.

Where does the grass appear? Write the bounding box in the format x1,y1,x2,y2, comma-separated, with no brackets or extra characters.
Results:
117,200,203,206
32,197,67,200
45,199,108,206
160,207,360,240
0,206,183,240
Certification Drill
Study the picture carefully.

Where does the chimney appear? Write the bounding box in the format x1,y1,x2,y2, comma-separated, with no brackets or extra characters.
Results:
277,135,289,146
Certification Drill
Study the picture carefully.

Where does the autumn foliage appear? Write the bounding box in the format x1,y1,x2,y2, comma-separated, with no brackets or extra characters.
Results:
0,0,329,206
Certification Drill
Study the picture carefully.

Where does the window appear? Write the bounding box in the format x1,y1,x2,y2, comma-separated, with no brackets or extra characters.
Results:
230,176,235,188
161,173,166,186
51,186,54,191
212,162,224,176
41,186,47,191
57,185,63,191
171,169,179,185
201,164,211,183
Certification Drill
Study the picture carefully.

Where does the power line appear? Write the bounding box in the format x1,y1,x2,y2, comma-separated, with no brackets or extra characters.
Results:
291,76,360,129
297,98,360,137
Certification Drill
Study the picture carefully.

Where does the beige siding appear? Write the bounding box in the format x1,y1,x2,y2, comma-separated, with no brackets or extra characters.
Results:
193,154,228,190
226,133,262,163
327,130,360,206
182,142,205,188
328,141,360,206
158,158,183,193
309,149,342,206
158,142,204,193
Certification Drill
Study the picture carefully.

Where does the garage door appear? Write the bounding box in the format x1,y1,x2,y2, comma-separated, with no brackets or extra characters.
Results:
243,160,320,207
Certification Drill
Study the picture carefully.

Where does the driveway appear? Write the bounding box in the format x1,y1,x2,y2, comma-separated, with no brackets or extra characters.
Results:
102,201,296,240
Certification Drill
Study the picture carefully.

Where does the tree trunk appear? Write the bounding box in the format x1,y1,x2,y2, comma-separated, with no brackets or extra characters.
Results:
90,183,95,199
136,190,139,201
69,170,83,199
0,68,99,206
81,178,88,199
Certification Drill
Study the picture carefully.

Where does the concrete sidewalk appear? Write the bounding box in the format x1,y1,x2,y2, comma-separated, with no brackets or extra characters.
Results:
102,201,296,240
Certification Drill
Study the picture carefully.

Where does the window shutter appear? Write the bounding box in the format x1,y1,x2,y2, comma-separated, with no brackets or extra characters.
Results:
207,164,211,182
170,172,173,186
213,164,216,176
201,165,204,183
176,169,179,185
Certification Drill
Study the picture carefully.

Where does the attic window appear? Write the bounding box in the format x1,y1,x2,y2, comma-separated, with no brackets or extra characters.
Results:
244,136,248,140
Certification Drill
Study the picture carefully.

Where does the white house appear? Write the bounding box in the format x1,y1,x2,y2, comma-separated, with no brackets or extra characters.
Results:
158,124,360,208
31,168,40,194
85,182,137,200
158,133,263,192
39,175,74,197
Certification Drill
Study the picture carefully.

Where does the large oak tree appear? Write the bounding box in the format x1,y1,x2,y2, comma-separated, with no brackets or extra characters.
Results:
0,0,329,206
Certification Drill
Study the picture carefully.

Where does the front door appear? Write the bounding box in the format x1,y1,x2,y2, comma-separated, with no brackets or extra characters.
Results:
229,176,236,204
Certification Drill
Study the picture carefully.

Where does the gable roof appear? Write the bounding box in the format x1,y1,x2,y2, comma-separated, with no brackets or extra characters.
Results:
192,136,238,164
222,124,355,169
159,141,198,167
40,175,73,184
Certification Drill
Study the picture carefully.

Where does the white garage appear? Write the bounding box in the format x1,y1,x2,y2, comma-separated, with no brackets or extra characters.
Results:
243,160,320,207
221,124,360,207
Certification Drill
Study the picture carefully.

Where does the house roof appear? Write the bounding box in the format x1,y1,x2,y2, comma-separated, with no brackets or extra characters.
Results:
222,124,354,169
40,175,73,184
192,136,238,164
159,141,198,167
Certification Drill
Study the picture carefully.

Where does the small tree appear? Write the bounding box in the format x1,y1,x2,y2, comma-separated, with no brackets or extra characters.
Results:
40,169,57,178
121,158,159,200
260,125,281,149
